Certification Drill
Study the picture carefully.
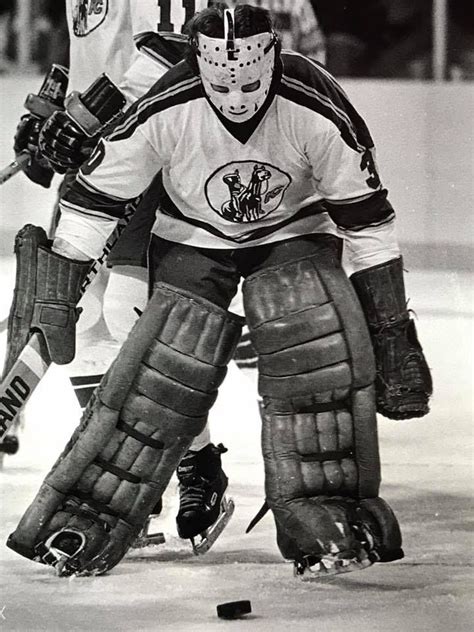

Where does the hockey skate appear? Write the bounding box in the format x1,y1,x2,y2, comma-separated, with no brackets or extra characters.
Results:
293,548,373,581
130,498,166,549
176,443,234,555
291,499,404,582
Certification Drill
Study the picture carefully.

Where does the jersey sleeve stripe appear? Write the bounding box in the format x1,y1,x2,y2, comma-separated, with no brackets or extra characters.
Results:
280,52,375,152
62,180,130,220
281,76,364,152
59,200,119,222
109,74,202,142
76,172,133,202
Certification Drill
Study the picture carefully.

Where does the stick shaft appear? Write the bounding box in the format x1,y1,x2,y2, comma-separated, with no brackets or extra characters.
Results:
0,153,30,185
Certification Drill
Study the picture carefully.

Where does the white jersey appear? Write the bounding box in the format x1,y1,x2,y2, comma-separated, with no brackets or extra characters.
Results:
66,0,210,100
57,51,395,259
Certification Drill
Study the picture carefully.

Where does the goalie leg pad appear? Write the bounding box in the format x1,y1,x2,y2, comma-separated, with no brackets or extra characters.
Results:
3,224,92,376
243,245,402,566
7,283,243,576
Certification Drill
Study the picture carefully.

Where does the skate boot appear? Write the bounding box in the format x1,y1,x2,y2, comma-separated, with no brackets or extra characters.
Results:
176,443,234,555
292,497,404,581
130,498,165,549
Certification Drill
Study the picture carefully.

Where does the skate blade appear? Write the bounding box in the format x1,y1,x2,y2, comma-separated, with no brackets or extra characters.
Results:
131,531,166,549
130,516,166,549
191,496,235,555
294,552,373,582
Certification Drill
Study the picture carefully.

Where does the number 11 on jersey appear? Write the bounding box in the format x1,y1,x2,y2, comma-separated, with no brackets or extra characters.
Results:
157,0,204,33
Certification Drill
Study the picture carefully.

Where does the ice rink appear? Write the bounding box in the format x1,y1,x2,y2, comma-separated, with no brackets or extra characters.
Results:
0,75,473,631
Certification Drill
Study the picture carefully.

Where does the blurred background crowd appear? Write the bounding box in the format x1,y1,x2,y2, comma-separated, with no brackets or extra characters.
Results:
0,1,473,79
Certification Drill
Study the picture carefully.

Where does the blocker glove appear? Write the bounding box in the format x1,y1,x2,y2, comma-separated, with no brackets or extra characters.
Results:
13,114,55,188
39,110,99,174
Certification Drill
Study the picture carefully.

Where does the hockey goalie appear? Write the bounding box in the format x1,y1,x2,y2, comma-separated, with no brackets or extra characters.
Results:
5,4,432,578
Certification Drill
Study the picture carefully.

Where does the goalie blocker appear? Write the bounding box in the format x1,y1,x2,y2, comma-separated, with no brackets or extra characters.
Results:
351,257,433,420
242,238,404,577
2,224,92,380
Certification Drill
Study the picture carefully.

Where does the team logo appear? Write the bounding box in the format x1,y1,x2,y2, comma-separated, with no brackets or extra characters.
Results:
72,0,108,37
205,161,291,223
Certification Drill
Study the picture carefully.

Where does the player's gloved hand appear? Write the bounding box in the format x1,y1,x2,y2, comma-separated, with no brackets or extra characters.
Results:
13,114,55,188
39,110,99,174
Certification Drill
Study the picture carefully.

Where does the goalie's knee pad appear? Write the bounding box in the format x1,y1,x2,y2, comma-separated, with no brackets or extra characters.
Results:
7,284,243,576
243,240,402,566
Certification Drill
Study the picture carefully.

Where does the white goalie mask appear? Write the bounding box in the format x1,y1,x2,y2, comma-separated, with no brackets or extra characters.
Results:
194,9,277,122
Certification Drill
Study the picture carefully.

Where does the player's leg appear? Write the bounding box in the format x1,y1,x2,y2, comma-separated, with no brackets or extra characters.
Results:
104,265,231,550
106,176,234,549
242,235,404,578
7,240,242,576
231,285,258,389
149,237,238,551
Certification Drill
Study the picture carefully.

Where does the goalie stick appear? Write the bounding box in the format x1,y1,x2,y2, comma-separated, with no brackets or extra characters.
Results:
0,205,135,442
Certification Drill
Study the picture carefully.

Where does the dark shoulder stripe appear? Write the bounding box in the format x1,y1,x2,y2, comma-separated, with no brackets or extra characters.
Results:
110,64,203,142
134,31,188,68
279,52,374,152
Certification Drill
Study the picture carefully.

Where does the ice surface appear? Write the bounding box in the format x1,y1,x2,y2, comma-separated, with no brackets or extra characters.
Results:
0,75,472,632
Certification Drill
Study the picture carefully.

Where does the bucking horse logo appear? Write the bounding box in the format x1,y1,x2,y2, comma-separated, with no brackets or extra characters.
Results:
206,161,291,223
72,0,108,37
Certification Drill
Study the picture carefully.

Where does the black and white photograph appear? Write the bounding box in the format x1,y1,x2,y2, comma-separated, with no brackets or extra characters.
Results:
0,1,472,630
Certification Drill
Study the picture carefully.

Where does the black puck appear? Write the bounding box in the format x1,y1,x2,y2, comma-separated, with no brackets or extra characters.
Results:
216,600,252,619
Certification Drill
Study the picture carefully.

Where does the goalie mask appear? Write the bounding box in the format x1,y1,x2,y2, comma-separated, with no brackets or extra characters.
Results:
194,9,277,123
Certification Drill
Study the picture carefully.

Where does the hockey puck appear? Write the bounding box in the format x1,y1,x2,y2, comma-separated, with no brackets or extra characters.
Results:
216,600,252,619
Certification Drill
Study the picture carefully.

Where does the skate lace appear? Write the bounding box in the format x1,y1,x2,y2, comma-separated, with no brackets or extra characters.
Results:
179,475,210,511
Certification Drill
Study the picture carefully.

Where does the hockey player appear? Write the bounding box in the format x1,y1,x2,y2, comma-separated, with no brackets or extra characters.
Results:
8,0,232,551
11,0,325,546
6,4,431,578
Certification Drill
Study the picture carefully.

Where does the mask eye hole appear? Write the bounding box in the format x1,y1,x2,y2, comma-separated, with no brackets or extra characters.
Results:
242,80,261,93
210,83,229,93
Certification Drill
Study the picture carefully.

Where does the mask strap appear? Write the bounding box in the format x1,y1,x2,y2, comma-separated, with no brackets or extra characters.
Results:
224,8,237,61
